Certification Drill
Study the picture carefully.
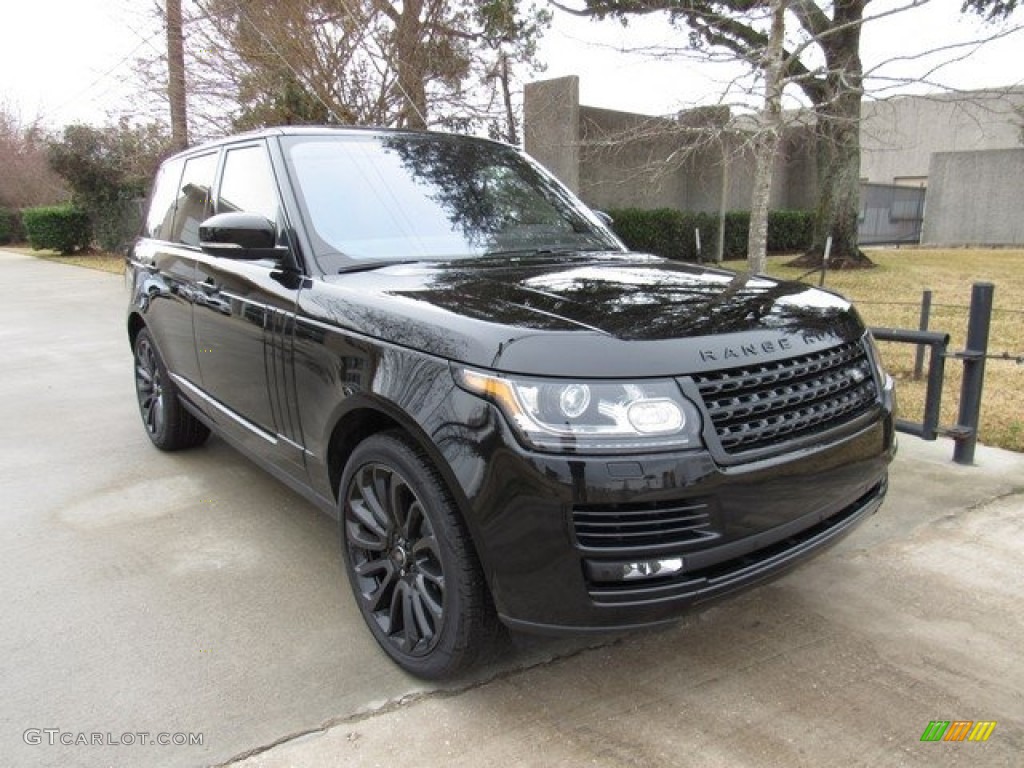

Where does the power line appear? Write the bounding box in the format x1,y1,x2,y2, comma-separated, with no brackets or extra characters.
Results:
38,31,164,123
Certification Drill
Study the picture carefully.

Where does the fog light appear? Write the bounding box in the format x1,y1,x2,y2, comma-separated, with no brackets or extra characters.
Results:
586,556,685,583
621,557,684,580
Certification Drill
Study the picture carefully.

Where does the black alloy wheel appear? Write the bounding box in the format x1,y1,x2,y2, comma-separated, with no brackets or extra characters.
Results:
340,433,493,678
133,328,209,451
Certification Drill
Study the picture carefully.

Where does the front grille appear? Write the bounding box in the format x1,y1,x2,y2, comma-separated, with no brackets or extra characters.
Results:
693,340,878,455
572,500,717,552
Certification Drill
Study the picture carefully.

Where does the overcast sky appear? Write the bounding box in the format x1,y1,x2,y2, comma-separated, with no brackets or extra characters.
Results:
1,0,1021,129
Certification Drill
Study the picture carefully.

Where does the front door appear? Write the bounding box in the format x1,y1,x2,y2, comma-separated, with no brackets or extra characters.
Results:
192,142,306,479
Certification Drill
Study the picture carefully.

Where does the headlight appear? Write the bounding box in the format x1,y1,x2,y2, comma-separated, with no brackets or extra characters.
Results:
454,368,703,454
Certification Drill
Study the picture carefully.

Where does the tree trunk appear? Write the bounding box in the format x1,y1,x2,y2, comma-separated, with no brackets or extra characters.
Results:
746,0,786,274
500,53,518,145
394,0,428,129
808,97,868,266
789,0,874,270
166,0,188,151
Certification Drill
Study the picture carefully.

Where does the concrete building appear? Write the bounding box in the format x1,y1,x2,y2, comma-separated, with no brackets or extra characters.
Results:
860,89,1024,188
524,76,1024,246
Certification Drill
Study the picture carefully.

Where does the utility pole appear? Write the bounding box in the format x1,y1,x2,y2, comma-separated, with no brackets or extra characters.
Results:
167,0,188,151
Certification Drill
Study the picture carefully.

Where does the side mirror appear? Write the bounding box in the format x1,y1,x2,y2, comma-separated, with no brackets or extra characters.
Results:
593,210,614,227
199,213,290,261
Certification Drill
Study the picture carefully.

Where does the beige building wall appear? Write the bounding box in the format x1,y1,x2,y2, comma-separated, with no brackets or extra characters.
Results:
523,76,581,193
860,89,1024,186
524,76,818,214
923,148,1024,245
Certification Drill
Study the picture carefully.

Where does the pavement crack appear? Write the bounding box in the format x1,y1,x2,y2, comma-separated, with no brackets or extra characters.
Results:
966,485,1024,512
212,636,623,767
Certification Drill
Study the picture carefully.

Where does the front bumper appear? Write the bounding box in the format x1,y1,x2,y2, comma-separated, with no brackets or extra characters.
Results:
434,391,896,634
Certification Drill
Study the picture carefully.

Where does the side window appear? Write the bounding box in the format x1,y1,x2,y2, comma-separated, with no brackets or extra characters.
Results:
170,152,218,247
217,145,280,225
144,157,185,240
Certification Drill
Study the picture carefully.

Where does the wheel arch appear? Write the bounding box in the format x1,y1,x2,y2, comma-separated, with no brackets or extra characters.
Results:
327,399,466,511
325,399,493,588
127,311,146,351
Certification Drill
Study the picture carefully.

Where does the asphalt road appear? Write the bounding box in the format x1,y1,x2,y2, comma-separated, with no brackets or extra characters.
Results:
1,250,1021,768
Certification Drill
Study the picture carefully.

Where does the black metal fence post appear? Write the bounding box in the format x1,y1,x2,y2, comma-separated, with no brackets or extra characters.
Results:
913,289,932,380
870,327,949,440
953,282,995,465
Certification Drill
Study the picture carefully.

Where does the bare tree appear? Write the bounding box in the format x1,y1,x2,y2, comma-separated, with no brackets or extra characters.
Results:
0,105,67,209
132,0,548,143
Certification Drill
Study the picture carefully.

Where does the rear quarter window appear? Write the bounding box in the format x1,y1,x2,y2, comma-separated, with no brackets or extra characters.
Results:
171,152,218,246
144,157,185,240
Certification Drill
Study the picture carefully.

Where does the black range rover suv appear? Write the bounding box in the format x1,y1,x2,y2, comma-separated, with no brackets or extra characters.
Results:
127,126,896,678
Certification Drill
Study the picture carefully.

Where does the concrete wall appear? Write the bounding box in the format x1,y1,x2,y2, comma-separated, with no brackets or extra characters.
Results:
860,90,1024,186
922,148,1024,245
577,106,688,210
577,109,817,214
524,76,580,193
525,76,818,214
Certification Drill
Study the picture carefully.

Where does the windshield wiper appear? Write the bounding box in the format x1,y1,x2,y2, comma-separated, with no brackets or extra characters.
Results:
337,259,423,274
481,245,606,259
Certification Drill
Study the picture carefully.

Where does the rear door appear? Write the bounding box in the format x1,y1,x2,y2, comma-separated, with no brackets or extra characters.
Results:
133,151,218,388
191,141,306,480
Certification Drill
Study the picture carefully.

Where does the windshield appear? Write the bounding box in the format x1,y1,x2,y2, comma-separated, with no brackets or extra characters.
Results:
280,133,624,272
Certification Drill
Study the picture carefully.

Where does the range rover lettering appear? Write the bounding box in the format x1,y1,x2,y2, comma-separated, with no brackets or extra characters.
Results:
127,127,896,679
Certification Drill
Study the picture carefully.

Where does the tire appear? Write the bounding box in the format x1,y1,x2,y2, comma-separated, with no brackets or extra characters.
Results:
339,432,495,679
133,328,210,451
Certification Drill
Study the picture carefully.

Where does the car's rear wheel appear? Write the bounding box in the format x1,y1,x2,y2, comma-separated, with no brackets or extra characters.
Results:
133,328,209,451
339,432,494,679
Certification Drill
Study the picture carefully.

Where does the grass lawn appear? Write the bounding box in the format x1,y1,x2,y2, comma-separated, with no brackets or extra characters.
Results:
727,248,1024,454
1,245,124,275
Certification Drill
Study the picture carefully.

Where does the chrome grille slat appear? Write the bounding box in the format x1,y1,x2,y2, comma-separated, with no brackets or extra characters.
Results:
694,340,878,455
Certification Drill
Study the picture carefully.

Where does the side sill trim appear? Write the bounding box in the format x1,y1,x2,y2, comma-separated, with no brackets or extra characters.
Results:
171,374,278,446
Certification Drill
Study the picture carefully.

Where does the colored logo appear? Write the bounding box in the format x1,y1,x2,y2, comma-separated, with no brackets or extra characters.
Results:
920,721,997,742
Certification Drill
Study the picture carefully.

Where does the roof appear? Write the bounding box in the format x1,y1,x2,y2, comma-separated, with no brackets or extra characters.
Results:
167,125,512,162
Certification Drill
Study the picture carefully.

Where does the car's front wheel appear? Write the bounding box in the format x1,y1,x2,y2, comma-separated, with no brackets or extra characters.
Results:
133,328,209,451
339,432,494,679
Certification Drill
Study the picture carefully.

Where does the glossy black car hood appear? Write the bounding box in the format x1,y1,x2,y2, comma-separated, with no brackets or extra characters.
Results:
309,253,865,377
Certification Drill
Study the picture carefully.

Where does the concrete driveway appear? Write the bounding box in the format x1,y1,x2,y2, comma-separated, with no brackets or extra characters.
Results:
1,249,1021,767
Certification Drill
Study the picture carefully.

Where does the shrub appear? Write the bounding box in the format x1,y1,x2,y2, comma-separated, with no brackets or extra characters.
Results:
47,120,170,252
767,210,815,252
722,211,750,259
22,205,92,254
608,208,816,261
608,208,717,262
0,207,24,244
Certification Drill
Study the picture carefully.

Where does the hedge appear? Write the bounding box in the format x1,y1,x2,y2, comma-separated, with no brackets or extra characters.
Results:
0,207,24,245
606,208,717,262
21,205,92,254
608,208,815,261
